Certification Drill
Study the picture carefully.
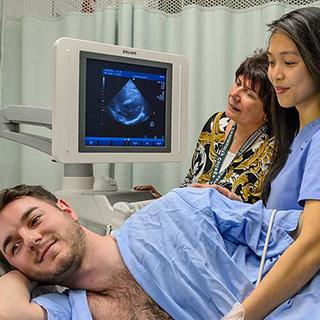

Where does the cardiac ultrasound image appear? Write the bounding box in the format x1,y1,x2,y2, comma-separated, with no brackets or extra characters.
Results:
107,79,152,126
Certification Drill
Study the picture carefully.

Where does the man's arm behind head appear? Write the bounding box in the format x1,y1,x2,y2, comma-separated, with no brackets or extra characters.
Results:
0,270,47,320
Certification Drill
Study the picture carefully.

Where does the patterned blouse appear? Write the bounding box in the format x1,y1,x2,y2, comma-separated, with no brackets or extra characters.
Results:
182,112,274,204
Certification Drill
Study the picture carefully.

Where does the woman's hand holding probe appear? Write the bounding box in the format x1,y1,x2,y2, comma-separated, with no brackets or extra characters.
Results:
221,302,245,320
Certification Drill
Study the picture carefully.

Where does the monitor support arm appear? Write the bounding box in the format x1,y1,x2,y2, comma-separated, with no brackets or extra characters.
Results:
0,105,52,155
0,105,152,232
0,105,95,190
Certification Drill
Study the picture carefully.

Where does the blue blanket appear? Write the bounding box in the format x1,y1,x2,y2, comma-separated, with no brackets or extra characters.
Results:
114,187,319,319
33,187,320,319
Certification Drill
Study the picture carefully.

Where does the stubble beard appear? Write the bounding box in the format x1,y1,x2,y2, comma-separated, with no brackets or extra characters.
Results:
30,219,87,285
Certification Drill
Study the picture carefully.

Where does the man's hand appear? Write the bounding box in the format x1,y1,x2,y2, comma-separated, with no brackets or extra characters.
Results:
0,270,46,320
134,185,161,199
190,183,242,201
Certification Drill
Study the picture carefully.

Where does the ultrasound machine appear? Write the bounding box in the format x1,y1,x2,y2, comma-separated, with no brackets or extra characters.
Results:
0,38,188,234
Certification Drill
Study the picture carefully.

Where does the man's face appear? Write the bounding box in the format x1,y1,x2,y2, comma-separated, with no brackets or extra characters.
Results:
0,196,86,283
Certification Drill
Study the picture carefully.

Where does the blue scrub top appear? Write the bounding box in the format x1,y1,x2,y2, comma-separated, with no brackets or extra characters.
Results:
267,118,320,209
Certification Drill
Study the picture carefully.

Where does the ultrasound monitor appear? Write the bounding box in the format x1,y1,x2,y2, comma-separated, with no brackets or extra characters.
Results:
80,52,171,153
53,38,188,164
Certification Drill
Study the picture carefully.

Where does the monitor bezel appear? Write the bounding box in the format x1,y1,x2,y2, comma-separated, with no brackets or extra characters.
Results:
78,51,172,154
53,37,188,164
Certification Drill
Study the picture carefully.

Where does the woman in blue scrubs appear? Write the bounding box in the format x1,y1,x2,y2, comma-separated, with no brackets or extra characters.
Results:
224,6,320,319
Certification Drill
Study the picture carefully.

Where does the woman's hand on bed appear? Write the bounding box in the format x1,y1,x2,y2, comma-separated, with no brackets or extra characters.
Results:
134,185,161,199
190,183,242,201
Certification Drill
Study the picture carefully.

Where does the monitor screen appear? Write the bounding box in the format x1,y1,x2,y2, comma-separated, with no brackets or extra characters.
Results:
53,38,188,163
79,52,172,153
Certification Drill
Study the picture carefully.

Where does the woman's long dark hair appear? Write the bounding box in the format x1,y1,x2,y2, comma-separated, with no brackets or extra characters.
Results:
261,7,320,204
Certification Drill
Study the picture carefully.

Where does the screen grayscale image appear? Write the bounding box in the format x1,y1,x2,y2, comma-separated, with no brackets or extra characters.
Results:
106,78,151,126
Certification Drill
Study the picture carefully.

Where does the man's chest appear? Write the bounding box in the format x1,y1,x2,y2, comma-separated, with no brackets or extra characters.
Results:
87,274,171,320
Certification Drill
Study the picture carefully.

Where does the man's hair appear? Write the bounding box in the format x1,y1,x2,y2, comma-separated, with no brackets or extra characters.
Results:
0,184,58,272
0,184,58,210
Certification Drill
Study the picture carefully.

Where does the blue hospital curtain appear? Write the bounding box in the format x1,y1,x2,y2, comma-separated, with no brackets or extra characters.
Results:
1,0,320,194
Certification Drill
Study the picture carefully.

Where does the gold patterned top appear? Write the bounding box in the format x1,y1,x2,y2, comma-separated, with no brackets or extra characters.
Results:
182,112,274,203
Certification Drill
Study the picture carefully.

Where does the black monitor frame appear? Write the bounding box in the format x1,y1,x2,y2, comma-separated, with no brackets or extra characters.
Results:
78,51,172,154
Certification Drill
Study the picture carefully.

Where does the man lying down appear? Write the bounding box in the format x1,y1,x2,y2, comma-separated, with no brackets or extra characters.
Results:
0,184,318,319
